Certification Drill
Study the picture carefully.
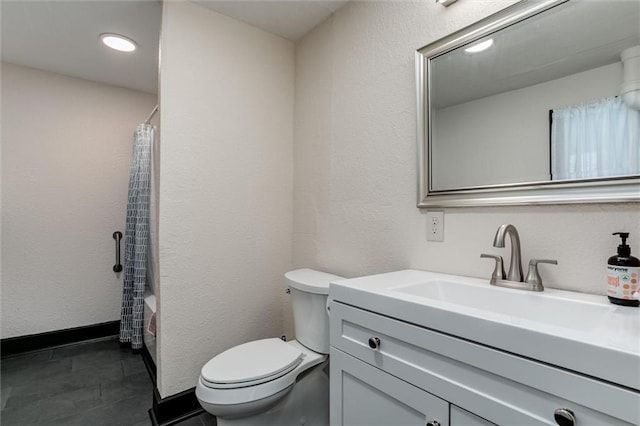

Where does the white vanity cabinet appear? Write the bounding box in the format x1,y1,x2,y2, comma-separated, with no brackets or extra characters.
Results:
450,406,494,426
329,301,639,426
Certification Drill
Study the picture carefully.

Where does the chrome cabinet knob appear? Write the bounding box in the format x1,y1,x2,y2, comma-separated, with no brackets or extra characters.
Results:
368,337,381,350
554,408,576,426
427,421,441,426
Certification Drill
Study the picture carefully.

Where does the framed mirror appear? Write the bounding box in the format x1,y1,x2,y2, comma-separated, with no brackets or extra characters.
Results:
416,0,640,207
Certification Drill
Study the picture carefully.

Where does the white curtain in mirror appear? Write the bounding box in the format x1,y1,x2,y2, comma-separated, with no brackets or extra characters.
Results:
551,96,640,180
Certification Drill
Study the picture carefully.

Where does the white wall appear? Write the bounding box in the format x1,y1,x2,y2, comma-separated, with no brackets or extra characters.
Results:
433,62,623,189
158,1,294,397
1,62,157,338
293,1,639,297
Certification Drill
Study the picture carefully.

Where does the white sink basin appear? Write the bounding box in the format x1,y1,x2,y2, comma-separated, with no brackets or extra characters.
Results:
395,279,614,332
330,270,640,391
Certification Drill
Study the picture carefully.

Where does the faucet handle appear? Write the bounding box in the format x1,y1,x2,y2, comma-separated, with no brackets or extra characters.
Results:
525,259,558,291
480,254,506,284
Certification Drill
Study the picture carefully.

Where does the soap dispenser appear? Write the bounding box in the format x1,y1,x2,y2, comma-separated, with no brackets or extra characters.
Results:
607,232,640,307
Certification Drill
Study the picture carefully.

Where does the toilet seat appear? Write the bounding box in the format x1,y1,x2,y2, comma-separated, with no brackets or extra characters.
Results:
196,339,327,411
201,338,303,389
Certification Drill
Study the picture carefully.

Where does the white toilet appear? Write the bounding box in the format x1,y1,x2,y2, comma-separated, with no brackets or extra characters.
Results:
195,269,343,426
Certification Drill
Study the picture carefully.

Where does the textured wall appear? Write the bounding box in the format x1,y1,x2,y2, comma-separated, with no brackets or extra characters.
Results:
158,2,294,397
293,1,639,295
1,62,157,338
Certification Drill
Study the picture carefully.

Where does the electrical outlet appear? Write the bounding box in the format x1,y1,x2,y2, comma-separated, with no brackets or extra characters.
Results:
426,211,444,242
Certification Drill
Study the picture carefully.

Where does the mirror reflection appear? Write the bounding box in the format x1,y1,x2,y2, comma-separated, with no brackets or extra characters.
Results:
427,0,640,192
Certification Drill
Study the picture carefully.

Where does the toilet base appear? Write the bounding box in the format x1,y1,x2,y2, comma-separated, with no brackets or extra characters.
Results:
217,361,329,426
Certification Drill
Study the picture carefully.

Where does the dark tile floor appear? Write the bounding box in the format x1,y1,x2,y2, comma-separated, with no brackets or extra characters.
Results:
0,337,215,426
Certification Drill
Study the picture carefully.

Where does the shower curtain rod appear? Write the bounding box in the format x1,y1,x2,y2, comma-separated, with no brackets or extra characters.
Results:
145,105,159,124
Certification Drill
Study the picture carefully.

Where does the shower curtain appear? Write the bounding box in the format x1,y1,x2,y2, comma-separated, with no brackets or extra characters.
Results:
120,123,155,350
551,96,640,180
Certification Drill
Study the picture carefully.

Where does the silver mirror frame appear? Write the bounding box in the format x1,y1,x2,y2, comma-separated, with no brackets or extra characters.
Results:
416,0,640,208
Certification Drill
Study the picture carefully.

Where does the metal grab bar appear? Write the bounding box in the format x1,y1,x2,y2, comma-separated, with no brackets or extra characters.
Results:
113,231,123,272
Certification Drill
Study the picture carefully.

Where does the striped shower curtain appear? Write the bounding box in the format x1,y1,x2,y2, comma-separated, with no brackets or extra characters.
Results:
120,123,154,350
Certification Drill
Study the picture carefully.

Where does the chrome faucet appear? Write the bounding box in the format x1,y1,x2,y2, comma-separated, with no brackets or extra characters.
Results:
492,224,523,282
481,224,557,292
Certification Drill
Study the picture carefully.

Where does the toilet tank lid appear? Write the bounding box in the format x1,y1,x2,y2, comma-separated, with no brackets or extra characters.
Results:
285,269,343,295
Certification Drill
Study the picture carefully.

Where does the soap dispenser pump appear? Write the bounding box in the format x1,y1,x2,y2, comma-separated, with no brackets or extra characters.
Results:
607,232,640,307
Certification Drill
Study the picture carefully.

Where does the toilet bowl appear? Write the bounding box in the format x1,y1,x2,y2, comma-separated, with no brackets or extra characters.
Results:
195,269,343,425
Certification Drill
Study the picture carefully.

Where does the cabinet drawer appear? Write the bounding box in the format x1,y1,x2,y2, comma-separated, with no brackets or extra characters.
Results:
330,302,639,425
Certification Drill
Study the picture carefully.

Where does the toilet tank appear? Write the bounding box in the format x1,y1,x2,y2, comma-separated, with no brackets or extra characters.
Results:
285,269,343,354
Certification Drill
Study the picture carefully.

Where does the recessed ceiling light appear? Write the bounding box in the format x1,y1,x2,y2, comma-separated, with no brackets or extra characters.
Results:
100,33,137,53
465,39,494,53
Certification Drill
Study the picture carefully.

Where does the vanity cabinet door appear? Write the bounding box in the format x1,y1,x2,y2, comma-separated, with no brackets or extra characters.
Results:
450,406,495,426
330,347,449,426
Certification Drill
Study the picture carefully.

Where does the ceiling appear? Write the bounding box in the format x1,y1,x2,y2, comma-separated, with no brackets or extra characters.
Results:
1,1,162,94
195,1,348,41
1,0,347,95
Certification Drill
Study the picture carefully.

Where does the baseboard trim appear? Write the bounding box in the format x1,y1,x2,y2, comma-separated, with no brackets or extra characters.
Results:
149,387,205,426
1,320,121,357
141,343,157,387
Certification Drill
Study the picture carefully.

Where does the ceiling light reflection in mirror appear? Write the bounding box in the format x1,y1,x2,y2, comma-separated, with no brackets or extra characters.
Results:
465,39,493,53
100,33,137,52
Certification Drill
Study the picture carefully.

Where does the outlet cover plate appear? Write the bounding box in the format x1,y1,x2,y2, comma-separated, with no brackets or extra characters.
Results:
426,211,444,242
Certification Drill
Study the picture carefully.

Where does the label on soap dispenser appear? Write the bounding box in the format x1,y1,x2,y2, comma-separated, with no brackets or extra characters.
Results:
607,265,639,300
